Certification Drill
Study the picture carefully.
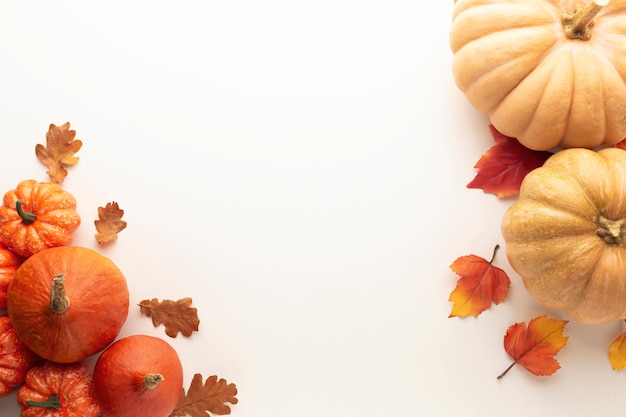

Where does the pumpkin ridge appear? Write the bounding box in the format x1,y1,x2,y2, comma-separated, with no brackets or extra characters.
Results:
568,248,626,323
457,26,558,113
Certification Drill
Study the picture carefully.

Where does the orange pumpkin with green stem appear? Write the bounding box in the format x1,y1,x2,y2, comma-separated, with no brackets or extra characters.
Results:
7,245,129,363
17,361,100,417
0,179,80,257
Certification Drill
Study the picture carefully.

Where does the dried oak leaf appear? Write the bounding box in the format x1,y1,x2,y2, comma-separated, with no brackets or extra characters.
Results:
139,297,200,338
609,331,626,370
35,122,82,183
170,374,238,417
94,202,127,243
448,245,510,318
497,315,569,379
467,125,553,198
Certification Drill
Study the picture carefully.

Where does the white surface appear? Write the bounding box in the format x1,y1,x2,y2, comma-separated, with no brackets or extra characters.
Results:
0,1,624,416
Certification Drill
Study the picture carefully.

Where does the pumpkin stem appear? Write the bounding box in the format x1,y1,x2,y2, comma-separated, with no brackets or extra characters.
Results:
596,216,626,245
50,274,70,314
15,199,36,224
562,0,609,40
143,373,165,391
26,394,61,410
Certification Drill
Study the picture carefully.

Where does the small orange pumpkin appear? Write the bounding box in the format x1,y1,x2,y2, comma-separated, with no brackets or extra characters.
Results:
7,246,129,363
0,179,80,257
0,243,22,309
17,361,100,417
0,316,38,398
93,335,183,417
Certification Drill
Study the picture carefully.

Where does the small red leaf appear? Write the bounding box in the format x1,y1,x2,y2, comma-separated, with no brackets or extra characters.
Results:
448,245,510,318
613,138,626,150
467,125,553,198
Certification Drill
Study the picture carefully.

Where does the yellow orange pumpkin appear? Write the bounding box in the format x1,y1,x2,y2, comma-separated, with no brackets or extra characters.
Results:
502,147,626,323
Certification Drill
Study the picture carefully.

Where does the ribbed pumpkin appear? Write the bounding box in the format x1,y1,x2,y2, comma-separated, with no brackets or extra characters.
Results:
7,246,129,362
502,147,626,324
450,0,626,151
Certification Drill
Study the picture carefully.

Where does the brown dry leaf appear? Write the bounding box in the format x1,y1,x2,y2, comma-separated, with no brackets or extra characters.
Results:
35,122,82,183
170,374,238,417
139,297,200,337
94,202,127,243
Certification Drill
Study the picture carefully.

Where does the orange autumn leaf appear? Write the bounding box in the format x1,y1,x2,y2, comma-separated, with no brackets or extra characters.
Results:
448,244,510,318
94,201,127,243
467,125,553,198
497,315,569,379
139,297,200,338
35,122,83,183
608,331,626,370
170,374,238,417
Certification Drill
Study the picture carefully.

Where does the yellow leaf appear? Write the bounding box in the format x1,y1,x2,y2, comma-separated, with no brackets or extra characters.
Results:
609,331,626,370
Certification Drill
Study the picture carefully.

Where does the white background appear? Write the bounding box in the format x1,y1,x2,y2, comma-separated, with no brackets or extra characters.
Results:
1,1,626,416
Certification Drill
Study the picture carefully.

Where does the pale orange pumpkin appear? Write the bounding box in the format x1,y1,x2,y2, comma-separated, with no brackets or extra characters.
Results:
450,0,626,151
502,147,626,324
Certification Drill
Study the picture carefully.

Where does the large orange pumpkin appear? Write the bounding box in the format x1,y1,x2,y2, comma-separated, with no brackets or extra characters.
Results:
7,246,129,363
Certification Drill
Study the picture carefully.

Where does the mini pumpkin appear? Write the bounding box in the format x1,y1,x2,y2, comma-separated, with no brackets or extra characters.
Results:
0,179,80,257
450,0,626,151
17,361,100,417
0,316,38,398
502,147,626,324
93,335,183,417
7,246,129,363
0,243,22,309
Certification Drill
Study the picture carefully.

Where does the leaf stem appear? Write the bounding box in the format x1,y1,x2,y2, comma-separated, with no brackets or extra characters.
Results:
26,394,61,410
16,200,36,224
489,244,500,264
497,361,516,380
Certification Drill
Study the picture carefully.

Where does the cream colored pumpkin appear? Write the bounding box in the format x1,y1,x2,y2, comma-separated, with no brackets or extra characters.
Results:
450,0,626,151
502,147,626,324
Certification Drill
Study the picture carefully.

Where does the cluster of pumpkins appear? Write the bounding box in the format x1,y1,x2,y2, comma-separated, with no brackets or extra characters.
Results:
450,0,626,324
0,179,182,416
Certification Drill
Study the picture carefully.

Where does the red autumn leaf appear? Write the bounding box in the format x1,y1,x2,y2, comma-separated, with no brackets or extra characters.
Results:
467,125,553,198
448,244,510,318
613,138,626,150
497,315,569,379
